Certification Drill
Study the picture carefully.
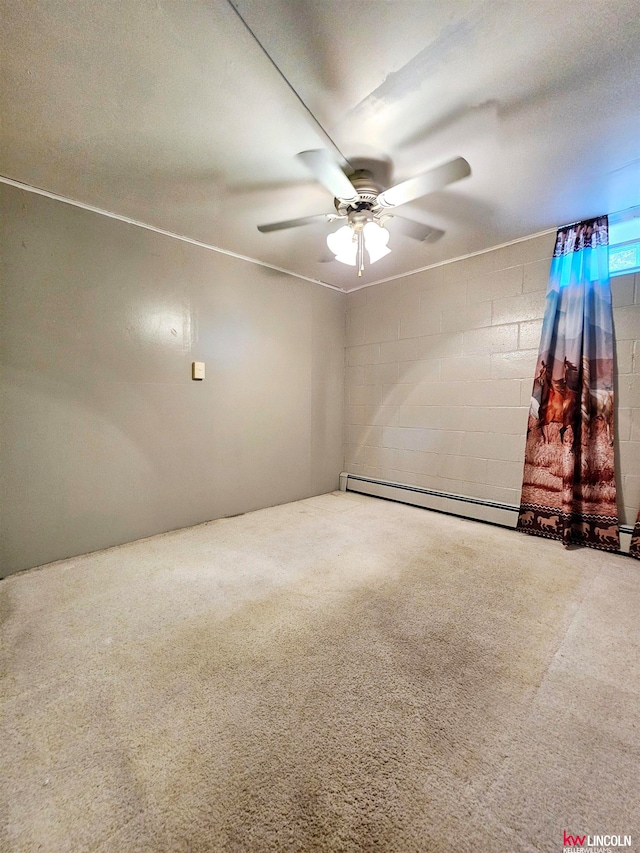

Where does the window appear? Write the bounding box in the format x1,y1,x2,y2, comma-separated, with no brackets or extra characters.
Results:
609,209,640,276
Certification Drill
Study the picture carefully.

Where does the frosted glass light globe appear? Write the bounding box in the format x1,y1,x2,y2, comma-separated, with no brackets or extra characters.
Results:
363,221,391,264
327,225,357,266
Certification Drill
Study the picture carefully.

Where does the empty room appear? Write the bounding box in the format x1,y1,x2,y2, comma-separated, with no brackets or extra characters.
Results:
2,2,640,851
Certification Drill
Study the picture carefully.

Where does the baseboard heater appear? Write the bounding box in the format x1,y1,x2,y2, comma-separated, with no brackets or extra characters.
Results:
339,472,634,556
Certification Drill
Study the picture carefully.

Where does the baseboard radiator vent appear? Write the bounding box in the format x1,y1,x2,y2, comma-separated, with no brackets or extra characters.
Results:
339,473,634,555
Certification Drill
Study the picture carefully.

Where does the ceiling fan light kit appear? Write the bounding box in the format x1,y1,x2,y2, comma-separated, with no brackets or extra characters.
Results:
257,149,471,277
327,219,391,271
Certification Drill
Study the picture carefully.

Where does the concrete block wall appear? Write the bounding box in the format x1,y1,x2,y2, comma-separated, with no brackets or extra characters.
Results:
344,233,640,525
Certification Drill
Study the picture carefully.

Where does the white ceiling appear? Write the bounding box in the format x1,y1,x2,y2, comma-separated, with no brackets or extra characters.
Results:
2,0,639,291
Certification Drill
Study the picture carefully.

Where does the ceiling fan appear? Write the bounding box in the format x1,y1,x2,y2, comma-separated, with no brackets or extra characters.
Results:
257,150,471,276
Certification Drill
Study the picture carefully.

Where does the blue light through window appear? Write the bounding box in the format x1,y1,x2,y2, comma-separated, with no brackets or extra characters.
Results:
609,210,640,276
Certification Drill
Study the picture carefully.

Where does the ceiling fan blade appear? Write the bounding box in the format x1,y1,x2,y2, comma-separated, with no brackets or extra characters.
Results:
257,213,335,233
377,157,471,208
297,150,359,203
388,215,445,243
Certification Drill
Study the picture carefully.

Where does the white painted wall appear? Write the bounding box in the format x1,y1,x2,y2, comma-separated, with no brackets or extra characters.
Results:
344,234,640,525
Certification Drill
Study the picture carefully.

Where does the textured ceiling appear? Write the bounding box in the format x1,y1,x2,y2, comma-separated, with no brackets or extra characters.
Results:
1,0,639,291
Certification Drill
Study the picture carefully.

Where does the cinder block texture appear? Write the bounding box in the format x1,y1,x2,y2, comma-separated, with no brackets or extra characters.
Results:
345,235,640,522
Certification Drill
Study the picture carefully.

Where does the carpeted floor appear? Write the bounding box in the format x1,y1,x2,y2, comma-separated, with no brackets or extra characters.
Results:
1,492,639,852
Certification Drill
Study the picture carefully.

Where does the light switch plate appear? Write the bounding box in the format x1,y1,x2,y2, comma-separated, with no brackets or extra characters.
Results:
192,361,205,380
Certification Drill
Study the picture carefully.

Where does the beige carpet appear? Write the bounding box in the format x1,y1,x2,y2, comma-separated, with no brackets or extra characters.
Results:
2,493,639,852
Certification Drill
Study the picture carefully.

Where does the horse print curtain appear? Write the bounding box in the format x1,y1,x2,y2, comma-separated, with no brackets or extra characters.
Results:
517,216,619,551
631,511,640,559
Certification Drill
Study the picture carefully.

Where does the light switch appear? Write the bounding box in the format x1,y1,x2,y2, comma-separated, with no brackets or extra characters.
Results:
192,361,205,380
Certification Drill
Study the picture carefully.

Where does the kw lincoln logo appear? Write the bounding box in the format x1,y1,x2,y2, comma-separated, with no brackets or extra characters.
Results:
563,830,632,851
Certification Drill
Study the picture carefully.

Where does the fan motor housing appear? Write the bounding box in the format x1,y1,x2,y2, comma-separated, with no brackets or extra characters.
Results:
335,170,383,218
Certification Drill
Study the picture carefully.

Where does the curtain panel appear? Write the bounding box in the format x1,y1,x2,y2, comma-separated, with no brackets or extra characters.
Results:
517,216,619,551
631,512,640,559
